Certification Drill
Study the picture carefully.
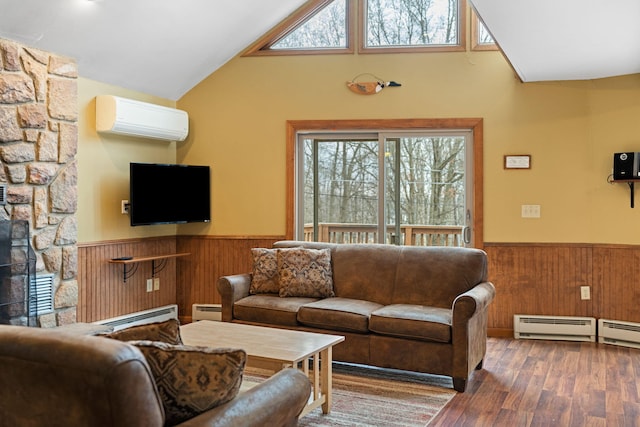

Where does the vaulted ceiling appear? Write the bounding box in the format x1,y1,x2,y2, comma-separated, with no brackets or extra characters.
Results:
470,0,640,82
0,0,638,101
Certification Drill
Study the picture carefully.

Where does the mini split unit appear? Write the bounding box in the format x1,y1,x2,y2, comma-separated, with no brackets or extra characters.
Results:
95,95,189,142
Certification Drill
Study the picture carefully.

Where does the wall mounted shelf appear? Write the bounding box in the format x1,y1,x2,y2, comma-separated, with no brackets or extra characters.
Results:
109,253,190,283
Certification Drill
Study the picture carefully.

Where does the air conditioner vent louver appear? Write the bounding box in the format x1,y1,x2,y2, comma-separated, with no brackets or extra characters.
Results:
514,315,596,342
598,319,640,349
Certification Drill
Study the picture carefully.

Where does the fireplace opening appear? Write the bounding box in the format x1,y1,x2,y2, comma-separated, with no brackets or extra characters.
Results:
0,220,37,326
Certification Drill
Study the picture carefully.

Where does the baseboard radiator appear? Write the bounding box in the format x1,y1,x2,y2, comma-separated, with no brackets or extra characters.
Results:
192,304,222,321
514,314,596,342
94,304,178,331
598,319,640,349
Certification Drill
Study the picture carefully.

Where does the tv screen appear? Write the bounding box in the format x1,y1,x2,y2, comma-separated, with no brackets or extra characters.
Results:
129,162,211,226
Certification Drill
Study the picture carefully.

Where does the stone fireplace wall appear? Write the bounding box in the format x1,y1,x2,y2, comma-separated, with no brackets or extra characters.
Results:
0,38,78,327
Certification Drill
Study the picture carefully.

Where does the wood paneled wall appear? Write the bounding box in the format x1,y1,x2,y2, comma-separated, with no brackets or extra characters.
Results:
485,243,640,335
77,237,179,323
175,236,281,319
77,238,640,332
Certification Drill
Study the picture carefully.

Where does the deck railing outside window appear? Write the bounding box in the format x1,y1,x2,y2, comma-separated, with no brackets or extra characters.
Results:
303,223,464,246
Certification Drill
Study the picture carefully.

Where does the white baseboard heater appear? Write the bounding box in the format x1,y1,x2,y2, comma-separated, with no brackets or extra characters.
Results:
514,314,596,342
192,304,222,321
94,304,178,331
598,319,640,349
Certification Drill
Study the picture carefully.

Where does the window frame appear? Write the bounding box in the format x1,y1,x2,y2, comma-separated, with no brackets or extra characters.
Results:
243,0,355,56
358,0,467,54
286,118,485,248
470,9,498,51
244,0,469,57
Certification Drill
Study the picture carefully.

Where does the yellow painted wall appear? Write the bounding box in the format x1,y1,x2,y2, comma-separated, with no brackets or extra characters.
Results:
77,77,178,242
177,49,640,244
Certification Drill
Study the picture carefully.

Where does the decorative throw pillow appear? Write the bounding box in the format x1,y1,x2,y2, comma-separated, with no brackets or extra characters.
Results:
278,247,334,298
249,248,280,294
103,318,183,345
131,341,246,426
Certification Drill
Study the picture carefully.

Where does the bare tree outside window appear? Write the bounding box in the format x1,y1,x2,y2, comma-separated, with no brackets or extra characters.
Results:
302,134,466,245
272,0,347,49
266,0,461,52
366,0,459,47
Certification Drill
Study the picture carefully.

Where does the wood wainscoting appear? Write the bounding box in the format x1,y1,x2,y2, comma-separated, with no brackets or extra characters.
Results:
77,236,180,323
175,235,281,322
485,242,640,336
78,235,281,323
78,238,640,332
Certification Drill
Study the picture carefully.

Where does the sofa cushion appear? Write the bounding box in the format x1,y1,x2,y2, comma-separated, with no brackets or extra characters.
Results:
131,340,246,427
278,247,335,298
249,248,280,294
234,294,319,326
103,318,183,345
392,246,488,307
297,297,383,333
369,304,452,343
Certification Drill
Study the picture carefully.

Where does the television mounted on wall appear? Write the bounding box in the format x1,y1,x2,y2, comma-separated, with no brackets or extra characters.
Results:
129,162,211,226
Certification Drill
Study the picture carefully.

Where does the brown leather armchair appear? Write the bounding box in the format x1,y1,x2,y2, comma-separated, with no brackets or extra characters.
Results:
0,325,311,427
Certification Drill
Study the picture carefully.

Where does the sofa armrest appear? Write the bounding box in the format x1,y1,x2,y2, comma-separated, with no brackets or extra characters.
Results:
452,281,496,324
177,368,311,427
217,274,252,322
451,281,496,390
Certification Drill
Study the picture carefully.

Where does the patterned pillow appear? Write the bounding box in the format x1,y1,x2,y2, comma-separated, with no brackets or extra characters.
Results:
103,318,183,345
249,248,280,294
131,341,246,426
278,247,334,298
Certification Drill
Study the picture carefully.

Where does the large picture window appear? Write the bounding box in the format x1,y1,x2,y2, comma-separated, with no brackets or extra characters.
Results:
287,119,484,248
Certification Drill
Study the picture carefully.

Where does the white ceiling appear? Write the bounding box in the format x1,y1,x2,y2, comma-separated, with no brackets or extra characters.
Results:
470,0,640,82
1,0,638,101
0,0,307,100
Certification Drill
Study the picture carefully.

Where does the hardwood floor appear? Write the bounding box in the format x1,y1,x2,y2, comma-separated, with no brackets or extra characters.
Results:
430,337,640,426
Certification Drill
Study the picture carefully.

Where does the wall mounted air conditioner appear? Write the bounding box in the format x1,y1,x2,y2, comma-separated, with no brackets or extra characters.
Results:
95,95,189,141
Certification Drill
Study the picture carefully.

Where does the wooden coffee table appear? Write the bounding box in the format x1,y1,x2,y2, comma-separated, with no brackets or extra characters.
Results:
180,321,345,417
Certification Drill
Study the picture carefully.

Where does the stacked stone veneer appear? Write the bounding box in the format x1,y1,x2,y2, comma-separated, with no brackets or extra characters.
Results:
0,38,77,327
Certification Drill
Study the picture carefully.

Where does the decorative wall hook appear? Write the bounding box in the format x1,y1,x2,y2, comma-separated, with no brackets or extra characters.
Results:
346,73,401,95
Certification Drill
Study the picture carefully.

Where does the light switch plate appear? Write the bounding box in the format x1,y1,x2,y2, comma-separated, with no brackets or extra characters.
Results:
521,204,541,218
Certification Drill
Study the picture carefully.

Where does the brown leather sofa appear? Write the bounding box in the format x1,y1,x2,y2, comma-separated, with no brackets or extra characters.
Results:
0,324,311,427
218,241,496,392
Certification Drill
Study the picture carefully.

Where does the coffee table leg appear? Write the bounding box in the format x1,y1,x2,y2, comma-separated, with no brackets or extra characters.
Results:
321,346,333,414
312,352,320,401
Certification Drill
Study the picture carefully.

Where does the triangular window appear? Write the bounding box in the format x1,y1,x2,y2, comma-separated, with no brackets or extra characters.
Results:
471,9,498,51
244,0,353,55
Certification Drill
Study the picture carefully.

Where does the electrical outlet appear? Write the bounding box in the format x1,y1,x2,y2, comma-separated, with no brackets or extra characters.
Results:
146,279,153,292
154,277,160,291
580,286,591,300
121,200,130,214
521,204,541,218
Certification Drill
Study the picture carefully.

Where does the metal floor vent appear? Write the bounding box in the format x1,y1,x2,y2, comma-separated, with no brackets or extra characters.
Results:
95,304,178,331
598,319,640,349
0,184,6,205
29,274,54,316
514,315,596,342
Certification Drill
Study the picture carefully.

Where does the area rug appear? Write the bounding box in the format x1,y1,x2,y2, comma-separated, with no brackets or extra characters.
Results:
244,363,457,427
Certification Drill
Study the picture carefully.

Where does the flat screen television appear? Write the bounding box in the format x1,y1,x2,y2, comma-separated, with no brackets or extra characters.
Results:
129,162,211,226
